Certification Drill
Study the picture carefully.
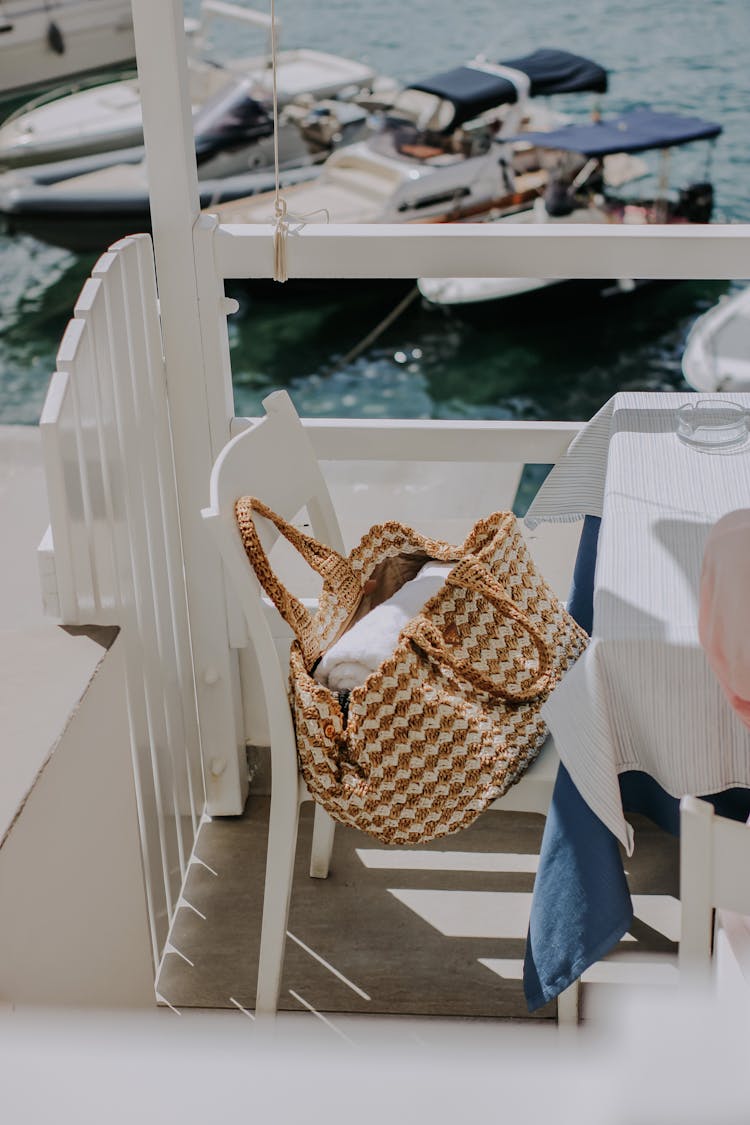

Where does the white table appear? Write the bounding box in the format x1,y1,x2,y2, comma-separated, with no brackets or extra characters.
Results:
526,391,750,852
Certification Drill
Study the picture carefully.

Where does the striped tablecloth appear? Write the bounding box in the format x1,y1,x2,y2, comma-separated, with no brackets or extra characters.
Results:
525,391,750,852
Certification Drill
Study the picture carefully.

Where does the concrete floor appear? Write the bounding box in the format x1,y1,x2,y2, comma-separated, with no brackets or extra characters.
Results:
157,796,680,1021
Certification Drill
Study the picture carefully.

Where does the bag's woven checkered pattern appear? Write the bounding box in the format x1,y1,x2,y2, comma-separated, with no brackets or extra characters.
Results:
236,499,588,845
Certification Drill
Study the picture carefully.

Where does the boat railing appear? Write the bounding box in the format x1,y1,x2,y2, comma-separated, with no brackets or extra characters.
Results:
0,68,139,131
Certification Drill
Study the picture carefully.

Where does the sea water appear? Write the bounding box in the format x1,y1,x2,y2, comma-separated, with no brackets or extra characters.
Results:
0,0,748,425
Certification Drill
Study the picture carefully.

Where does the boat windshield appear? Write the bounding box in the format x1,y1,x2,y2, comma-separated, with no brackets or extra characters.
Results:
387,88,456,133
193,80,273,155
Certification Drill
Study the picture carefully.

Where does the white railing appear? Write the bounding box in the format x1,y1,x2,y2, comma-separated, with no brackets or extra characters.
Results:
38,228,584,957
36,0,750,972
215,223,750,282
39,235,205,965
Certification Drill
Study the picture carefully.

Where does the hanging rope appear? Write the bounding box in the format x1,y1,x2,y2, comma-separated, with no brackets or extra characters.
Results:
268,0,330,282
269,0,289,282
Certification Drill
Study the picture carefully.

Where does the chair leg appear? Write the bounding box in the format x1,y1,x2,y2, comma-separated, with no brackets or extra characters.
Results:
557,979,580,1026
309,804,335,879
255,786,301,1017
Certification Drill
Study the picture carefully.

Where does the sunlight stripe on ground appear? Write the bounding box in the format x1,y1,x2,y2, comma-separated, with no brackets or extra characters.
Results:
479,954,679,985
388,889,533,938
356,849,539,872
288,990,356,1044
286,930,371,1000
387,889,680,944
631,895,681,942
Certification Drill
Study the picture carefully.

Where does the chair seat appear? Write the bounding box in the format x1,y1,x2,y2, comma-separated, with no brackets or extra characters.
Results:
490,735,559,816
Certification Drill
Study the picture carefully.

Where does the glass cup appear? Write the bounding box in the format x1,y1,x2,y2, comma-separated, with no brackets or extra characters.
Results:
676,399,748,452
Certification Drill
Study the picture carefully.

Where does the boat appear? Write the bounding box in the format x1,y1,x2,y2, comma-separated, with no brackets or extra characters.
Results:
210,50,609,226
0,87,369,254
418,108,722,311
0,48,608,255
0,1,384,169
0,0,135,97
682,285,750,392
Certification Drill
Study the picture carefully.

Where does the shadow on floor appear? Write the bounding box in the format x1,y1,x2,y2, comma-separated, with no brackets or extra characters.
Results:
157,798,678,1021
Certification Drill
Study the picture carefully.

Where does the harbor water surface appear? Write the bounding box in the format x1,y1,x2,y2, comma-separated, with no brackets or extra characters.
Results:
0,0,748,426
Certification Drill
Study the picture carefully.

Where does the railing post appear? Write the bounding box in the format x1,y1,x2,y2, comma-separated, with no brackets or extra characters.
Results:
131,0,247,814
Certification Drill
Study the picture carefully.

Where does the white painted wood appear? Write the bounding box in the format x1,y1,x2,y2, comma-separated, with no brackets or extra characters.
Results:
231,415,583,465
310,804,336,880
50,320,101,622
38,234,220,962
679,796,750,982
73,253,178,948
36,526,60,619
490,736,560,817
555,983,580,1026
204,390,579,1020
89,248,190,895
715,910,750,994
214,223,750,281
132,0,247,817
113,234,205,839
39,372,81,625
201,0,274,31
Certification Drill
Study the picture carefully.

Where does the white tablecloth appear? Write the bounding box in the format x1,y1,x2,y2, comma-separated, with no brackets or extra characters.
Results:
526,391,750,853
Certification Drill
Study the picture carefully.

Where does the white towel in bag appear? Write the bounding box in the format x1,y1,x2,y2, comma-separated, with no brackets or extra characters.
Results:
314,561,453,692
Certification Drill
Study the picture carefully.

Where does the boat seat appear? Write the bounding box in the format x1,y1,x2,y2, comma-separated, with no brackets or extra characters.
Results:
398,142,447,160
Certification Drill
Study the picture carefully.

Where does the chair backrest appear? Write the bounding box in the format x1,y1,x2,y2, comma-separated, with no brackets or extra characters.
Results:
679,796,750,975
202,390,344,756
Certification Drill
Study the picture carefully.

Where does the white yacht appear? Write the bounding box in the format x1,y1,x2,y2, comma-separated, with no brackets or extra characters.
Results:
213,51,608,227
0,1,383,169
0,48,607,253
418,109,722,310
0,0,135,97
682,284,750,392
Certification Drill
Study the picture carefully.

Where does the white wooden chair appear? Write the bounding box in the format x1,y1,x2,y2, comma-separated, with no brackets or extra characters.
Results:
679,796,750,986
202,389,579,1021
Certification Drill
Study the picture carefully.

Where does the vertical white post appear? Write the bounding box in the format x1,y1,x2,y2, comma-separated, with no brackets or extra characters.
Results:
131,0,247,813
679,796,715,978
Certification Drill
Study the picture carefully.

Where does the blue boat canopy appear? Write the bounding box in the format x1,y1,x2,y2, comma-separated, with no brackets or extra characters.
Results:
501,48,608,97
407,49,607,131
509,109,722,156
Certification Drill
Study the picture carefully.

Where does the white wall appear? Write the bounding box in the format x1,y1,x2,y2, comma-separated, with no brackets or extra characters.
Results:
0,636,155,1008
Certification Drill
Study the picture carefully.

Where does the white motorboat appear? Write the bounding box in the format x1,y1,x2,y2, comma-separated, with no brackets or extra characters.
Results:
0,1,383,169
0,48,608,254
213,50,609,228
418,108,722,310
682,285,750,392
0,89,368,254
0,0,135,97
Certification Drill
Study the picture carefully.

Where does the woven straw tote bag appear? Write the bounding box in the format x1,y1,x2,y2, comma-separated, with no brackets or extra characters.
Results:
236,497,588,845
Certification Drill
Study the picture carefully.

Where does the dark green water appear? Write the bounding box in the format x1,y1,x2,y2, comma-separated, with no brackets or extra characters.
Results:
0,0,748,424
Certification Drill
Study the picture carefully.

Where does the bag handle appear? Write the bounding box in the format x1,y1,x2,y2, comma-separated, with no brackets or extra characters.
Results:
402,556,552,702
235,496,361,663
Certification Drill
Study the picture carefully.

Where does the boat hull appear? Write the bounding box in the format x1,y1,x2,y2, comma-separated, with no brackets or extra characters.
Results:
682,286,750,393
0,2,135,97
0,164,323,255
419,276,659,323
